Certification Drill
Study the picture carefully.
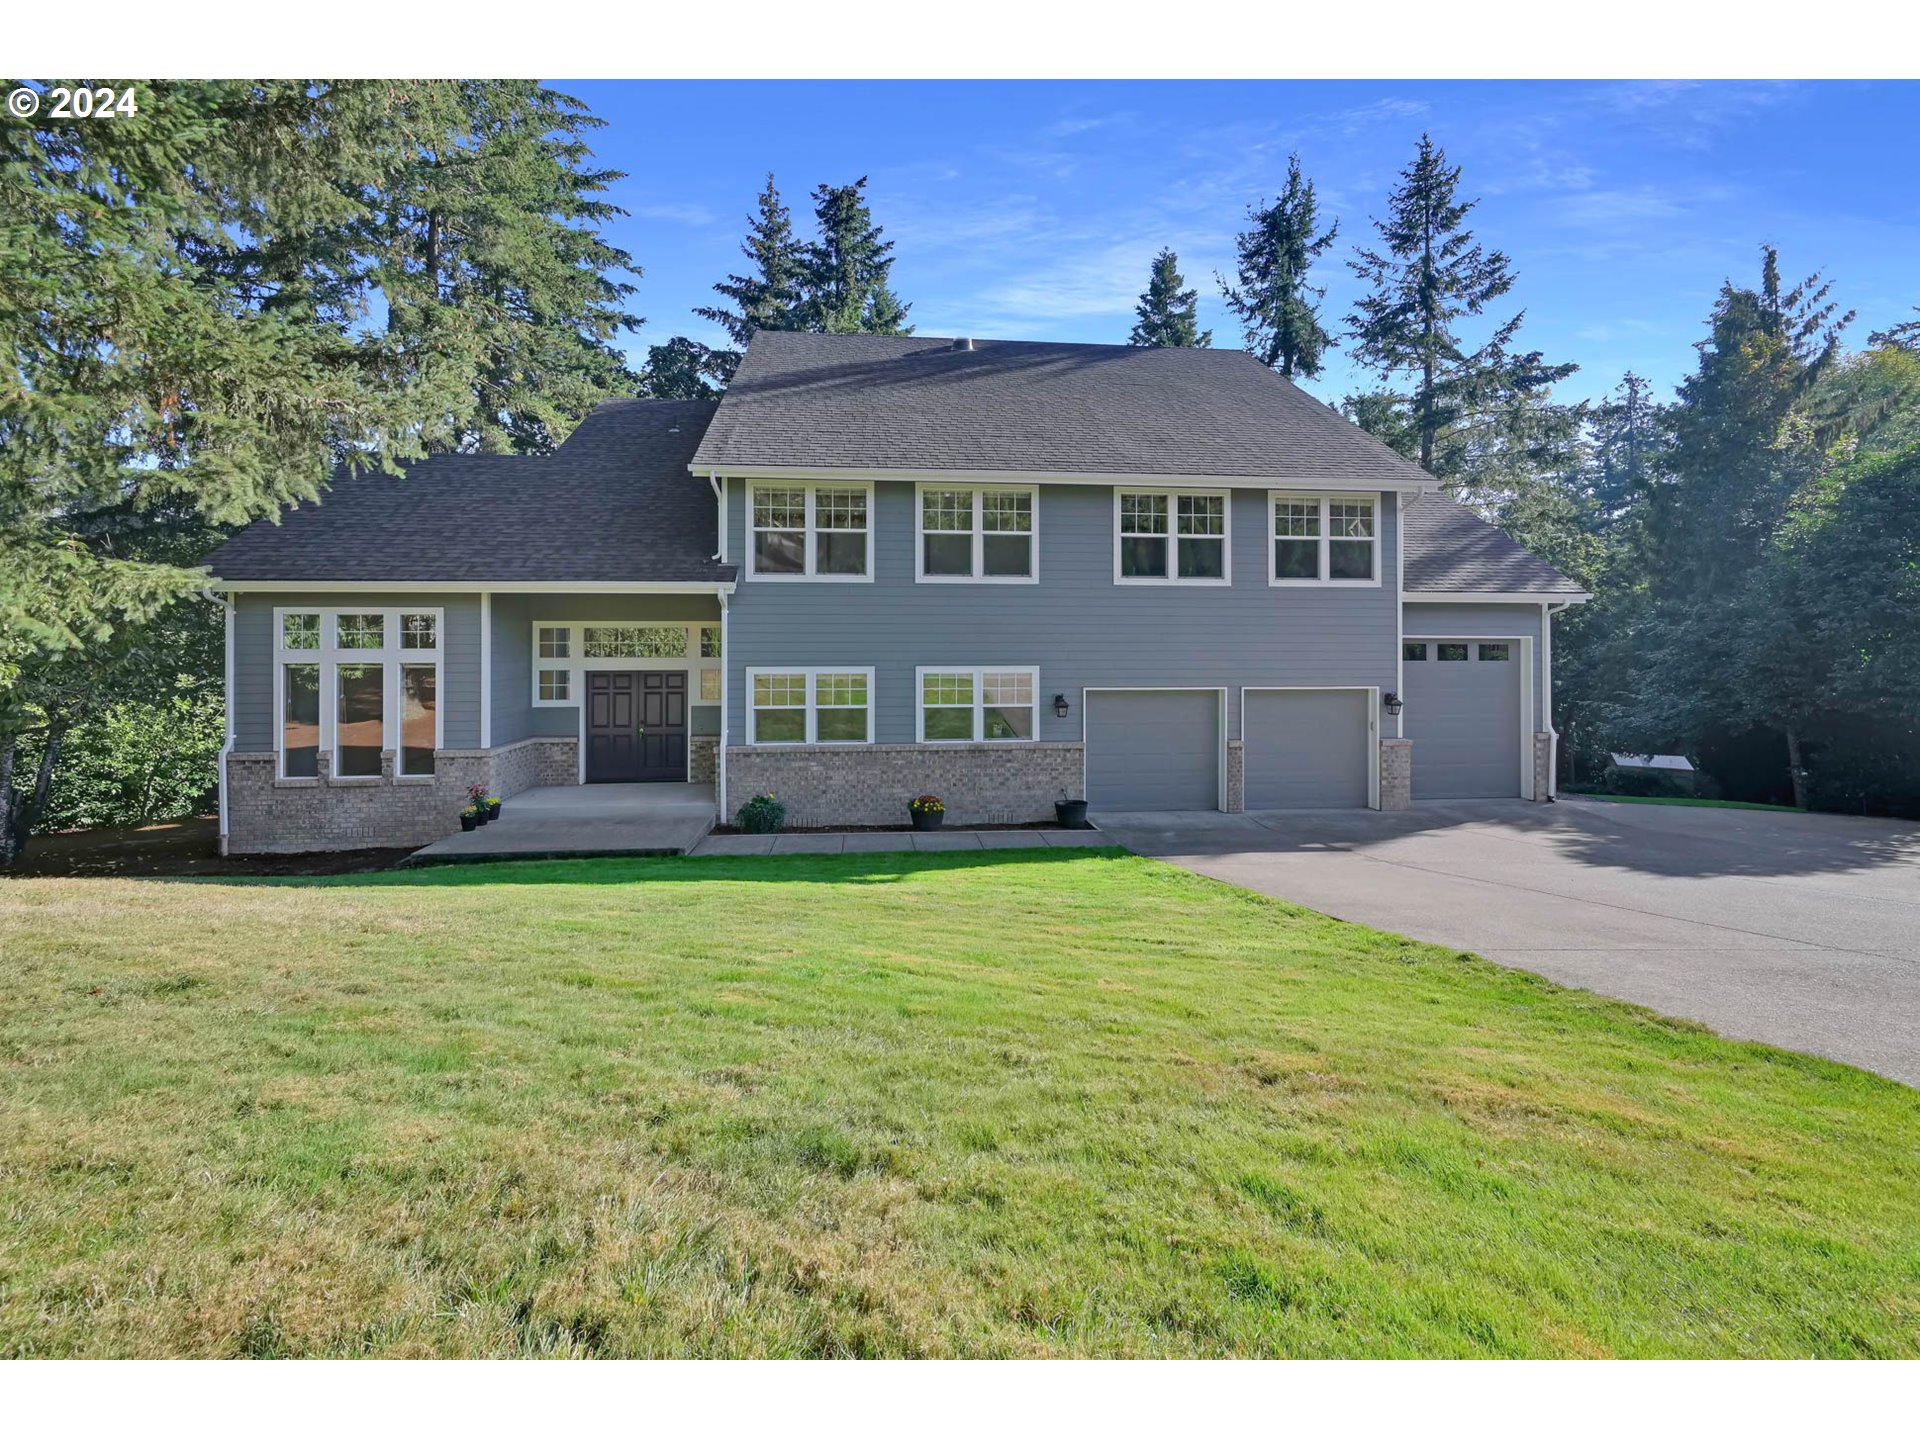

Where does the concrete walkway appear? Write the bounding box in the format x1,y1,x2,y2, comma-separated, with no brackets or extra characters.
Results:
692,828,1105,856
1096,798,1920,1086
409,782,715,863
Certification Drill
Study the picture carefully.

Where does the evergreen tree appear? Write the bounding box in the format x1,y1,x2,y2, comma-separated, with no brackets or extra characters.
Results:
1129,250,1212,348
1220,154,1338,378
1344,133,1575,473
1867,306,1920,353
638,338,725,401
797,177,912,335
694,173,806,380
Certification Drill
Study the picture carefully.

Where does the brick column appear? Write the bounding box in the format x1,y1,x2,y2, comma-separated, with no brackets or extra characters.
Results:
1533,732,1555,802
1379,738,1413,810
1225,739,1244,813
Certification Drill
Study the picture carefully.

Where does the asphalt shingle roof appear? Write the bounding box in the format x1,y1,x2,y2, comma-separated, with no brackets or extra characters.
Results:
691,332,1438,486
204,399,733,584
1402,491,1586,596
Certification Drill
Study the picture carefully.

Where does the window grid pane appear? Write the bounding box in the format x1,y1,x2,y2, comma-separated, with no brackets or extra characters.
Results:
753,488,805,530
400,664,436,775
815,673,869,708
1176,494,1224,536
982,490,1031,533
1403,642,1429,662
699,669,721,702
1120,493,1168,534
754,673,806,707
282,664,320,776
1478,643,1512,662
336,613,384,650
538,669,571,702
699,626,722,659
1329,501,1375,538
538,626,570,659
1274,500,1321,538
815,488,868,531
282,613,320,651
923,489,974,532
1437,643,1470,662
335,662,384,777
582,625,688,658
922,673,974,706
400,613,437,650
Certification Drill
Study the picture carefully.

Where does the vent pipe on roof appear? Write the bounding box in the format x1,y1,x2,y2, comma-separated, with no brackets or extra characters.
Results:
952,337,974,351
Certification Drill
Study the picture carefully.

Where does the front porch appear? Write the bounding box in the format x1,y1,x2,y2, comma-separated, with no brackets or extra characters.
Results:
407,781,716,864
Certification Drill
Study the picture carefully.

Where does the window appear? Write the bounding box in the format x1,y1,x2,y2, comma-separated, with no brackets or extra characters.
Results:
583,625,687,659
750,484,870,580
282,613,320,651
1437,643,1469,662
335,663,385,777
1478,643,1511,662
538,626,570,659
699,625,722,659
1118,491,1229,582
1270,494,1379,584
1403,642,1428,662
400,665,437,776
747,669,873,744
538,669,571,702
918,486,1036,581
917,667,1040,742
336,612,384,650
282,664,320,777
699,669,721,702
274,607,440,780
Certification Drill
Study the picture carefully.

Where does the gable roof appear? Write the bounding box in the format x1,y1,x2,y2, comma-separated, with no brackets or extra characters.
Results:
1401,491,1587,597
691,332,1437,487
204,399,733,585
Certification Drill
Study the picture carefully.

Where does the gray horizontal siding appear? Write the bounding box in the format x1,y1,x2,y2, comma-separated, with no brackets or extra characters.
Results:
726,481,1401,744
1401,601,1546,721
231,591,480,751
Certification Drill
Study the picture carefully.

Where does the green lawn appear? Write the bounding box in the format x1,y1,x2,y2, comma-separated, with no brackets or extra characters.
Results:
3,850,1916,1358
1562,791,1804,813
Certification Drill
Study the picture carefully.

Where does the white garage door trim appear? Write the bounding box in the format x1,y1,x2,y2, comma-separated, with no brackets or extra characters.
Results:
1239,686,1381,810
1403,633,1536,800
1081,687,1228,811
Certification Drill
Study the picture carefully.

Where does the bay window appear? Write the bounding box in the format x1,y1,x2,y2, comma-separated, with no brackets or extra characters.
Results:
1116,490,1229,583
749,483,872,580
1270,493,1379,585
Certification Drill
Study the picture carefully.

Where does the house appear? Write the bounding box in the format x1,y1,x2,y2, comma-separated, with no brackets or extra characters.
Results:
203,333,1590,853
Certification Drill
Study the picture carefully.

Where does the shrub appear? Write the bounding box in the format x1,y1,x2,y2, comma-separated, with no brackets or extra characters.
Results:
736,793,786,833
1601,764,1691,798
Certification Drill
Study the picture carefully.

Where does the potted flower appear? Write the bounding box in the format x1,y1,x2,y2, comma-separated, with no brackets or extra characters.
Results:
459,805,481,832
467,783,490,824
1055,792,1090,829
908,793,946,831
485,795,503,821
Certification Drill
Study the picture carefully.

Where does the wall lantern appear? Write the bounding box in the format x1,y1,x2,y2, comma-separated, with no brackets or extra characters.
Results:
1053,693,1071,719
1383,692,1405,718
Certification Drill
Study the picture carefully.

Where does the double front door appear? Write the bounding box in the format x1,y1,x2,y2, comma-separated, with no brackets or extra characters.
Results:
585,671,687,782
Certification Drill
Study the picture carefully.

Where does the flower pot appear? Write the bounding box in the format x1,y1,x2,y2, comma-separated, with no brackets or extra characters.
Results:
486,801,501,820
473,807,489,825
460,814,478,832
1055,799,1090,829
910,809,944,832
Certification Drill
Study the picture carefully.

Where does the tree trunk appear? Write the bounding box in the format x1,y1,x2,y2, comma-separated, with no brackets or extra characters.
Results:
1785,727,1809,810
0,736,16,868
0,725,67,867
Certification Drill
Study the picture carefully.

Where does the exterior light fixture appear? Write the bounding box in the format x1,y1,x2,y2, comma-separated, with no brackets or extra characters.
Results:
1053,692,1071,719
1383,692,1404,718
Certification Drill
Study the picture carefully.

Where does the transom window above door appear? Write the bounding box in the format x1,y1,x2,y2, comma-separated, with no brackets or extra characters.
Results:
917,485,1037,581
749,483,872,580
1270,493,1379,585
1115,490,1230,584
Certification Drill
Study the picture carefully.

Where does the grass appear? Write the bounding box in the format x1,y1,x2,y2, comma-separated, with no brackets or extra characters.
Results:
2,849,1916,1358
1562,791,1804,813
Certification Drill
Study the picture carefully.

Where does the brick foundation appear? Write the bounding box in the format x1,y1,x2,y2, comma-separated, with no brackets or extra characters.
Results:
1380,738,1413,810
690,735,719,785
225,737,578,853
724,742,1085,828
1533,731,1555,802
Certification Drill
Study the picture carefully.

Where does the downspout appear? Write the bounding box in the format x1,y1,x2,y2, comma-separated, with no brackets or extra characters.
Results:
1543,600,1565,799
709,471,726,563
207,589,235,855
479,591,493,749
717,590,729,823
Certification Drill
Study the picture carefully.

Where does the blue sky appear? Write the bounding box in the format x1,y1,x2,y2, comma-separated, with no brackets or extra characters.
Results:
561,80,1919,408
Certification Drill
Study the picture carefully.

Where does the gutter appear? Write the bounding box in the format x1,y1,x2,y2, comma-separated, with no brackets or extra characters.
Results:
204,588,235,854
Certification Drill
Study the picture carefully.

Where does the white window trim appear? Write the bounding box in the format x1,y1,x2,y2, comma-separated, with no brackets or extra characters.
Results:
745,481,875,583
272,606,444,781
912,482,1040,584
913,665,1042,744
529,622,722,709
1112,489,1232,586
1268,491,1383,587
744,667,876,745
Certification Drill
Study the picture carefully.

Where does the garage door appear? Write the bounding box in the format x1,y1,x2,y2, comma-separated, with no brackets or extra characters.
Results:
1085,690,1220,811
1243,689,1371,809
1404,640,1523,799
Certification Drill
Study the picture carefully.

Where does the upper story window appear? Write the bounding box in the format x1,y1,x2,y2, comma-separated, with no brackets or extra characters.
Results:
1115,490,1229,584
749,483,872,581
917,485,1037,582
1270,493,1379,585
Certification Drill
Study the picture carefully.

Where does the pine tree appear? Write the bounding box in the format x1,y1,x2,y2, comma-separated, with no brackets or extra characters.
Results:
1129,250,1211,348
797,177,912,335
1345,133,1575,473
695,174,806,380
1220,154,1338,378
1868,307,1920,353
638,338,725,401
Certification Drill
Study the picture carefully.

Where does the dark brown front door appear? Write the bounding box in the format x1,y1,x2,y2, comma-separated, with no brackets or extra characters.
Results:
586,671,687,782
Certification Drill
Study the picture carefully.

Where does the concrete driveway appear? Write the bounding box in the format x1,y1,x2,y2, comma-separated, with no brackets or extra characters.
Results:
1096,797,1920,1086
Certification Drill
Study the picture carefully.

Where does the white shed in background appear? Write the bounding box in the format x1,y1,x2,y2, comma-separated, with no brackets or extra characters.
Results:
1610,753,1696,774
